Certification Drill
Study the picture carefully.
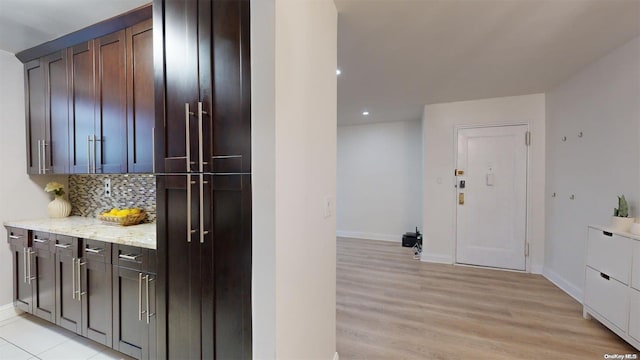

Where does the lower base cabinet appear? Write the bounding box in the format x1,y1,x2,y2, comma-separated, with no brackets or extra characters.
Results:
631,289,640,343
6,227,156,360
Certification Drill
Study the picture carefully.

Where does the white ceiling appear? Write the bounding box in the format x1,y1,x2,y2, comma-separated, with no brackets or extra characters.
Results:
0,0,149,54
336,0,640,125
1,1,638,126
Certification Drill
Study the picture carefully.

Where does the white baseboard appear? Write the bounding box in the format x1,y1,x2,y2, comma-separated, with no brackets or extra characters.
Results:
333,352,339,360
420,252,453,264
336,231,399,242
542,267,583,304
0,303,23,322
530,264,544,274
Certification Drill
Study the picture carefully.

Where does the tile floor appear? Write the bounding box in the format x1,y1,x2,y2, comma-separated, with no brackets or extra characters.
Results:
0,314,133,360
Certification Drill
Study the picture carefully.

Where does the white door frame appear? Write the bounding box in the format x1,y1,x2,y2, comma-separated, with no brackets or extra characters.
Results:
452,123,530,272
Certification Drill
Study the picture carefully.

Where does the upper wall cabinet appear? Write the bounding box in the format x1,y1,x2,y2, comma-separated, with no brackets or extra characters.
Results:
20,6,153,175
26,50,70,174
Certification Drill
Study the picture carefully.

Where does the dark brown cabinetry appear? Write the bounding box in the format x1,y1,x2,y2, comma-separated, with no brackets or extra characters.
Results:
112,245,157,360
54,235,82,333
127,19,155,173
21,7,153,175
155,0,252,358
7,229,56,322
25,50,70,175
7,227,32,313
81,239,113,347
31,231,56,322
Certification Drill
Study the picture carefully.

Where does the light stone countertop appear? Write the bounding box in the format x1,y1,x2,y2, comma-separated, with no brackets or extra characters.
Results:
3,216,156,249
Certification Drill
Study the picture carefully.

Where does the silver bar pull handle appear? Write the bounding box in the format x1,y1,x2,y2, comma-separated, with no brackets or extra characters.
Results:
27,249,32,285
92,134,97,174
138,273,143,321
187,174,197,242
199,175,209,244
37,140,42,174
55,243,71,249
41,140,49,173
118,254,141,261
87,136,92,173
23,248,27,283
85,247,103,254
152,127,156,173
33,239,47,243
77,260,85,301
185,103,193,172
9,235,22,240
198,102,204,172
72,257,76,300
146,275,154,324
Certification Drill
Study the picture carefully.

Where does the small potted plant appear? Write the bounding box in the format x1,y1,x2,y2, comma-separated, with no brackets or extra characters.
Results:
611,194,634,232
45,182,71,218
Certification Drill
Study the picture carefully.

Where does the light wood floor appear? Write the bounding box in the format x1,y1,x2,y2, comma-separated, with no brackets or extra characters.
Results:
336,237,638,360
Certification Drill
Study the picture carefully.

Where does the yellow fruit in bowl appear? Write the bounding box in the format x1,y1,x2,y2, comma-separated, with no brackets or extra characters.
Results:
109,208,120,215
130,208,141,215
116,209,131,217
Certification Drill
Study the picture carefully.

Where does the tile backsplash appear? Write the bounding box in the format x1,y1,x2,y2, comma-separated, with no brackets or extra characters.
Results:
69,174,156,223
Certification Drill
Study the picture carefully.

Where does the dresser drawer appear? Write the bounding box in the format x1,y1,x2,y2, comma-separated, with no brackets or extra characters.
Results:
585,266,629,331
82,239,111,264
587,228,632,284
630,288,640,343
633,241,640,291
6,227,28,247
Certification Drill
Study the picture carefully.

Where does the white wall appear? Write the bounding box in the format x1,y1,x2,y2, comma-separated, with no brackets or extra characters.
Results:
251,0,337,359
0,50,67,317
422,94,546,272
337,120,422,241
545,36,640,301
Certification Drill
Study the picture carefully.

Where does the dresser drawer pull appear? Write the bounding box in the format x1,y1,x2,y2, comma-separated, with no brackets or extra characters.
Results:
603,231,613,237
9,235,22,239
55,243,71,249
600,272,610,280
119,254,141,261
85,247,103,254
33,239,47,243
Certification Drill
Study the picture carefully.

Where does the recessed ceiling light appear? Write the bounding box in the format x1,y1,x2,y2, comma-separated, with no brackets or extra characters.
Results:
362,111,369,116
336,69,342,75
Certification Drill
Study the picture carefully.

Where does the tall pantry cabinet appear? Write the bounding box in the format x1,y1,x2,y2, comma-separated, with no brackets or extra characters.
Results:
153,1,252,359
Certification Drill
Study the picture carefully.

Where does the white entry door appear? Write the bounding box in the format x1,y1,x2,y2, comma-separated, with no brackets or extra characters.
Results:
455,125,528,271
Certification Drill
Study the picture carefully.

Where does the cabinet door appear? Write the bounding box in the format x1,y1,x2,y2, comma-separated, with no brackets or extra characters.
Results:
25,59,45,175
127,19,154,174
208,174,252,359
113,266,146,359
159,0,200,173
156,174,201,359
95,30,127,174
69,42,96,174
55,236,82,334
31,232,55,322
43,51,70,174
81,259,112,347
207,0,251,175
11,244,32,313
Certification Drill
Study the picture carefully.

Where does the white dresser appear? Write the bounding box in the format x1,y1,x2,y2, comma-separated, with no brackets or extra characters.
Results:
584,225,640,350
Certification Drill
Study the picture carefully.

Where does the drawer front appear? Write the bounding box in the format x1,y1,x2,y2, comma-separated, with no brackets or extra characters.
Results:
584,266,629,331
633,241,640,291
54,235,79,257
631,288,640,343
113,244,147,271
6,227,28,247
82,239,111,264
587,228,632,284
32,231,54,252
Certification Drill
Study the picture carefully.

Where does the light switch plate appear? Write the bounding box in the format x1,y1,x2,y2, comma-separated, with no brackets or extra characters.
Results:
323,196,333,218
